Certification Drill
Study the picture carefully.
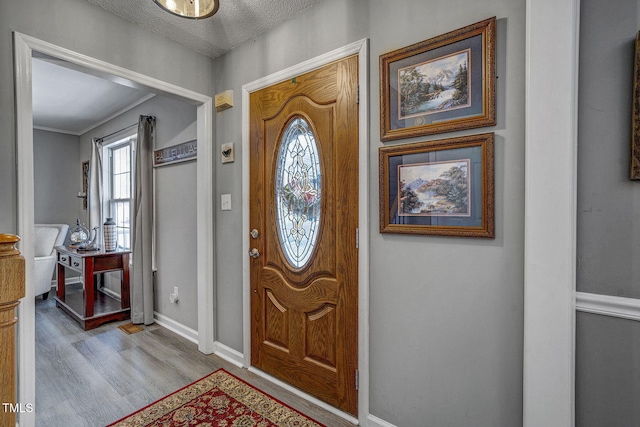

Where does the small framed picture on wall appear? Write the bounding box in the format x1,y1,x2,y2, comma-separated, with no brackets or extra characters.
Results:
379,132,495,238
82,160,89,210
380,17,496,141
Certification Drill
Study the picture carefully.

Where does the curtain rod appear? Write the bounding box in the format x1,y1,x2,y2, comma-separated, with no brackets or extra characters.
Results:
96,123,137,142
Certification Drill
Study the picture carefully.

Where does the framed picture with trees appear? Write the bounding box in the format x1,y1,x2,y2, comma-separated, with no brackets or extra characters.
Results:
631,30,640,180
379,17,496,141
379,133,494,238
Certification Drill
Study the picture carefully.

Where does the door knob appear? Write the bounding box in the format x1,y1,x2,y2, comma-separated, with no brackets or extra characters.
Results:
250,229,259,239
249,248,260,258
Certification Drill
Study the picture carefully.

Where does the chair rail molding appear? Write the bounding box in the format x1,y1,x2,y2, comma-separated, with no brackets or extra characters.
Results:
576,292,640,321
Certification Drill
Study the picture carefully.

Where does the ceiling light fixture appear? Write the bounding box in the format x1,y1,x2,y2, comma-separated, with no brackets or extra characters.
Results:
153,0,219,19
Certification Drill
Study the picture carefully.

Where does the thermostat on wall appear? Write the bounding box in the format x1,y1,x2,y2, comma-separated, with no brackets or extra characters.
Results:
215,90,233,112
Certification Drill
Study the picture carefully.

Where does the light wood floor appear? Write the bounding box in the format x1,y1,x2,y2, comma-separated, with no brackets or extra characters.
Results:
35,295,355,427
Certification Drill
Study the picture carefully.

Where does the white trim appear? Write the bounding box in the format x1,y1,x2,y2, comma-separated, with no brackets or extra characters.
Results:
14,33,36,427
153,312,199,344
99,286,121,301
576,292,640,321
523,1,579,426
78,94,157,135
50,276,82,288
16,35,210,103
213,342,245,368
366,414,398,427
196,98,216,354
248,367,360,425
14,32,215,427
242,38,369,424
356,40,370,425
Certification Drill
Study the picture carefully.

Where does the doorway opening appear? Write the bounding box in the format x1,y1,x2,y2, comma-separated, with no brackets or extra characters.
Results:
14,32,215,426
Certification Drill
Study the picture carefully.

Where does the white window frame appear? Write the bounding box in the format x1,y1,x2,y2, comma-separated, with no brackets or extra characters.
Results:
102,131,137,251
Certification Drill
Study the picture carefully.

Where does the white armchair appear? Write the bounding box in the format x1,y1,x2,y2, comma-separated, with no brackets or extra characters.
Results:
34,224,69,299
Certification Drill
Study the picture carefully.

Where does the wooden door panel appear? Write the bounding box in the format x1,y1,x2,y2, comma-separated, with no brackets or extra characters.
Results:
250,55,359,415
261,267,338,310
255,64,341,119
264,290,289,351
305,304,337,368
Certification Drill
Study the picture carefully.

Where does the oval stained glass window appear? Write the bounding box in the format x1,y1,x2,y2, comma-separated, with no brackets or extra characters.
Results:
275,117,322,269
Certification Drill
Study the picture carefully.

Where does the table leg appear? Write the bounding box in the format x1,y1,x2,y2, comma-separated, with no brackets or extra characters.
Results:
121,253,130,309
84,257,94,318
56,262,65,300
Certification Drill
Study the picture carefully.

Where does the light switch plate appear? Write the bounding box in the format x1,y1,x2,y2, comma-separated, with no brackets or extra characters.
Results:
221,194,232,211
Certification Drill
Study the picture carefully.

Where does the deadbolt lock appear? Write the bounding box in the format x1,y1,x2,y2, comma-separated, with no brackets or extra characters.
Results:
249,248,260,258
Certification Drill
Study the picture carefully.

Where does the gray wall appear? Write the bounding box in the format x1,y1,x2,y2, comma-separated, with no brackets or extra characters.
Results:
577,0,640,299
0,0,213,233
213,0,525,425
576,0,640,424
2,0,548,425
33,129,82,226
576,312,640,426
78,95,199,330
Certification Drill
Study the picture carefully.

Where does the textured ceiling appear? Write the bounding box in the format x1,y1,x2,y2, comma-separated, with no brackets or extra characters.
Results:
33,0,324,134
86,0,324,58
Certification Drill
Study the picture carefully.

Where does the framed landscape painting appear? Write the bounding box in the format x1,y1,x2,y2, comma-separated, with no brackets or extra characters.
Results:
379,133,494,238
380,17,496,141
82,160,89,210
632,30,640,180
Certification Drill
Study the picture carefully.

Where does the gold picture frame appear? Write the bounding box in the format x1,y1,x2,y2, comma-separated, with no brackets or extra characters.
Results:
631,30,640,179
380,17,496,141
379,132,494,238
82,160,89,210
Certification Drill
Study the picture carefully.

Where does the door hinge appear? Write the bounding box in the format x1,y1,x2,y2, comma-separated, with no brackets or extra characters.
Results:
356,85,360,104
355,369,359,390
355,228,359,249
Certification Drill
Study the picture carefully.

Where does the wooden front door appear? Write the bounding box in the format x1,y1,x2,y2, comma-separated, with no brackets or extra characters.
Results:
249,55,359,415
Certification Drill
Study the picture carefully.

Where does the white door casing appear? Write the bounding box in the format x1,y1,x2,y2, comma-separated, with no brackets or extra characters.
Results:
13,32,215,427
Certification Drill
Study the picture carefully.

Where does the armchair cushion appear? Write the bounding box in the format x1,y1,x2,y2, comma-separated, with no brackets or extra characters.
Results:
34,224,69,298
34,226,63,257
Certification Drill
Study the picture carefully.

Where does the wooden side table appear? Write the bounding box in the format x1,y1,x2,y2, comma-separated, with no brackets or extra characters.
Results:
55,246,131,330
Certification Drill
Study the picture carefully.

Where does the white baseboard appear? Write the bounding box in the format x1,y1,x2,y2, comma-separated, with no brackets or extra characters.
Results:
150,315,244,369
53,277,81,286
213,341,245,368
153,312,199,344
99,286,121,301
366,414,398,427
576,292,640,321
49,277,81,293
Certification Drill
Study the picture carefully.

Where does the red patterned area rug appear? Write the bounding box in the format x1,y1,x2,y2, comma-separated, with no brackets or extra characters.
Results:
107,368,326,427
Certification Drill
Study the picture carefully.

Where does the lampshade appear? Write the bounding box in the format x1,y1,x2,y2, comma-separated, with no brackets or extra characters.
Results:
153,0,219,19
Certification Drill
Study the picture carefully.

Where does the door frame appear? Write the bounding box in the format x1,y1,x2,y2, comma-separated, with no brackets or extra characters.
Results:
524,0,579,425
14,32,215,427
242,39,369,425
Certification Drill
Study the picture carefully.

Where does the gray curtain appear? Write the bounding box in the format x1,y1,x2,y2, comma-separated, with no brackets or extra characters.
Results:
131,115,155,325
88,138,103,243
